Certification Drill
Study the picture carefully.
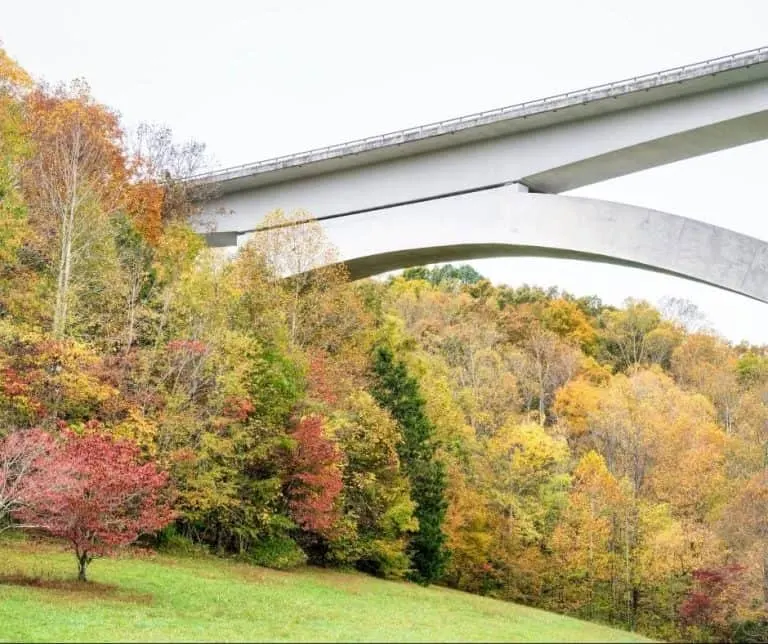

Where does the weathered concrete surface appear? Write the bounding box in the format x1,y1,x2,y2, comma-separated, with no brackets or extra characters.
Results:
270,186,768,303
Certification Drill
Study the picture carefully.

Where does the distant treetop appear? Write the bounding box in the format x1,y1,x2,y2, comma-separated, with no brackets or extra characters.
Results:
401,264,485,286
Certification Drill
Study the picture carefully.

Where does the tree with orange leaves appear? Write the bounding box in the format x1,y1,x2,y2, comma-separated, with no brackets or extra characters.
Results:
124,122,208,245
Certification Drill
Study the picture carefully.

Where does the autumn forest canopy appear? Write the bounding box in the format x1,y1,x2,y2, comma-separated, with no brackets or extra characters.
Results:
3,46,768,642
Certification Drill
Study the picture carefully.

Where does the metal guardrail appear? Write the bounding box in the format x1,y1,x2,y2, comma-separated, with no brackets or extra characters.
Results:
193,46,768,183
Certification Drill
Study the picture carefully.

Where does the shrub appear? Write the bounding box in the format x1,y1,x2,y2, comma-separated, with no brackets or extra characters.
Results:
154,525,210,558
246,536,307,570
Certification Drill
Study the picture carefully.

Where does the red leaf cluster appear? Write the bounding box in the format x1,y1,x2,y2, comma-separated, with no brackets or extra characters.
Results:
0,429,55,515
679,564,746,626
0,368,45,419
286,416,343,537
166,339,209,355
692,564,745,587
679,591,713,624
13,430,176,561
0,368,30,397
222,396,255,422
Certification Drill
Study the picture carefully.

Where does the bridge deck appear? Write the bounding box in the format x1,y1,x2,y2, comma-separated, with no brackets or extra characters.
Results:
194,47,768,195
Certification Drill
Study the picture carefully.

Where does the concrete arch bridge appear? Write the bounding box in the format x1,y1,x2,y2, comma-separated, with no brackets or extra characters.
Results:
193,47,768,302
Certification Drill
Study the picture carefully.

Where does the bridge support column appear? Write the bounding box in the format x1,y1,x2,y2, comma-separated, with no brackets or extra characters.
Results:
205,231,239,248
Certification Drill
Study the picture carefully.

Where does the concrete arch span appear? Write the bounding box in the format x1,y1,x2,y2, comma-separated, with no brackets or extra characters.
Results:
299,186,768,303
336,243,761,296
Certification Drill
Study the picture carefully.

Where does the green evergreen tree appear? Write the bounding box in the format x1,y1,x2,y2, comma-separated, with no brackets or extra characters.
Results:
370,345,448,584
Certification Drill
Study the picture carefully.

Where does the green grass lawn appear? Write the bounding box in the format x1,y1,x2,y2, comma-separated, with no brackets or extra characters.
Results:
0,539,653,643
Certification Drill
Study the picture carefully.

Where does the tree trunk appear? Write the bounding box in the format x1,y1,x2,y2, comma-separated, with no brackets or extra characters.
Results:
124,275,140,352
53,213,74,338
77,553,89,582
762,545,768,606
53,134,79,339
290,279,300,347
215,520,224,554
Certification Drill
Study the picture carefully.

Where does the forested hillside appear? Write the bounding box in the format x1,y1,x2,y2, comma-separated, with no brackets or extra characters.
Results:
2,46,768,642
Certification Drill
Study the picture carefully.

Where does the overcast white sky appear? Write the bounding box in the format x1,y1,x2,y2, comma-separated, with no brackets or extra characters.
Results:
3,0,768,343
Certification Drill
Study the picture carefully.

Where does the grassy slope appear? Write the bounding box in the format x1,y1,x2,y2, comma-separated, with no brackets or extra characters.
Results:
0,541,652,643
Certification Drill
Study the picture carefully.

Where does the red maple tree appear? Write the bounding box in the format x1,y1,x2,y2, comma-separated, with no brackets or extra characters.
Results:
286,416,343,538
14,430,176,581
0,429,55,523
679,564,747,633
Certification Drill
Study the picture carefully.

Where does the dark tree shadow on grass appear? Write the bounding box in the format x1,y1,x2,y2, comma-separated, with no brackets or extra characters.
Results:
0,572,153,604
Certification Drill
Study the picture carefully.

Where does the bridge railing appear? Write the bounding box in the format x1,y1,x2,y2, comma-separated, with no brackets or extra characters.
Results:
193,45,768,183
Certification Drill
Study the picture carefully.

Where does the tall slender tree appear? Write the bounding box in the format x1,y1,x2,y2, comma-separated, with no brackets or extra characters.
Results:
371,344,448,584
23,81,126,337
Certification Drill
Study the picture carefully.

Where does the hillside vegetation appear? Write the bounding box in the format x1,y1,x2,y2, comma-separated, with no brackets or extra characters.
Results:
0,541,650,642
1,45,768,643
